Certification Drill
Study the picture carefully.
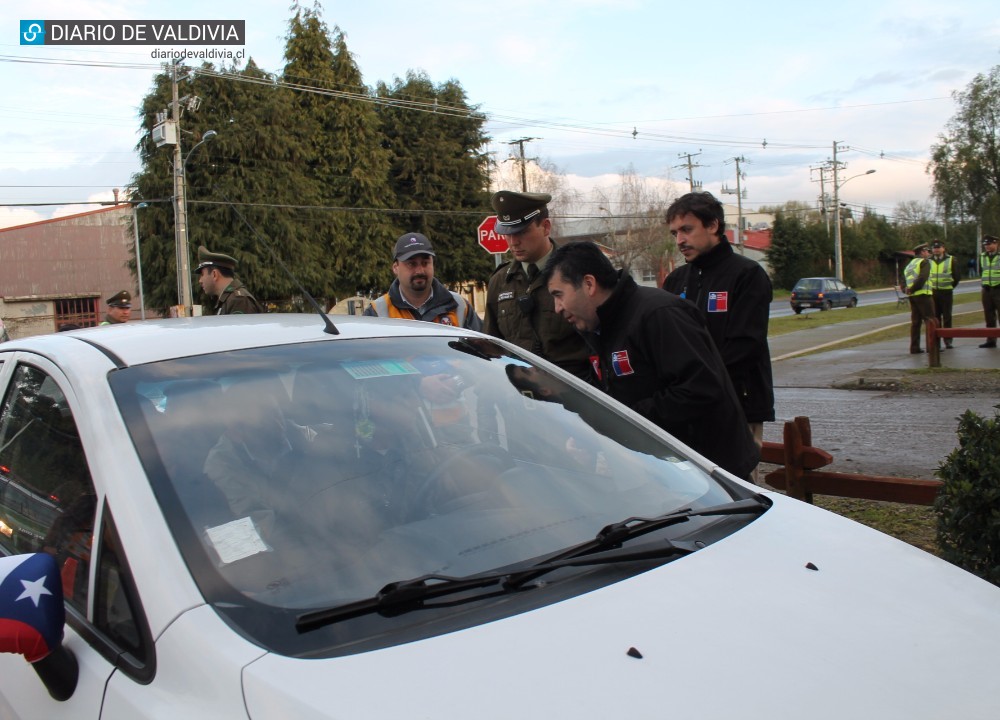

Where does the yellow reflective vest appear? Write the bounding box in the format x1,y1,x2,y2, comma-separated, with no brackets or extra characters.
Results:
904,258,931,296
982,253,1000,288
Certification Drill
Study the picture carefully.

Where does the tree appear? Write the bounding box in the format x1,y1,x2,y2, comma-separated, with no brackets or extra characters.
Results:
129,58,313,311
376,71,493,285
767,212,827,289
842,208,899,285
591,166,674,276
929,65,1000,224
283,8,396,299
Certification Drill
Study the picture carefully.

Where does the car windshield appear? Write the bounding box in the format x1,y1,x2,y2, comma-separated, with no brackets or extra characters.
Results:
794,278,823,292
110,335,748,655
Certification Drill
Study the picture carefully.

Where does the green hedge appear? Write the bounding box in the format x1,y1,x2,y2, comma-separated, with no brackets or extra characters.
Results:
935,409,1000,585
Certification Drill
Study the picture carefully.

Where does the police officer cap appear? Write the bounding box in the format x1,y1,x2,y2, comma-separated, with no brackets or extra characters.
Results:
931,241,944,249
491,191,552,235
984,235,999,246
394,232,436,261
913,243,929,253
106,290,131,308
195,245,237,272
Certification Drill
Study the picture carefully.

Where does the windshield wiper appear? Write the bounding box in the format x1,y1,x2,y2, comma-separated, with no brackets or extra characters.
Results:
502,496,770,589
296,540,698,633
296,497,767,634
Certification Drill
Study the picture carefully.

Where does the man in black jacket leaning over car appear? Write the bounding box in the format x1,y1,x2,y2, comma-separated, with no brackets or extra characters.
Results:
543,241,759,482
661,192,774,481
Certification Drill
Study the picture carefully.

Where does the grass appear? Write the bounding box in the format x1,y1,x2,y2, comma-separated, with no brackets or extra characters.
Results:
815,496,939,555
785,310,983,354
769,301,907,337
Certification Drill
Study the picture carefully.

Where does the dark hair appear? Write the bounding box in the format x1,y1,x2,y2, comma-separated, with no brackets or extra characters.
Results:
666,191,726,240
541,241,618,289
504,364,562,405
57,323,81,332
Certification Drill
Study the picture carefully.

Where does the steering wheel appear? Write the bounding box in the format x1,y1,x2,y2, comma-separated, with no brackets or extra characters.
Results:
410,443,516,516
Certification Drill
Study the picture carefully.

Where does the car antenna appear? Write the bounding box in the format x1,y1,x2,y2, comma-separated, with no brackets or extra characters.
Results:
216,191,339,335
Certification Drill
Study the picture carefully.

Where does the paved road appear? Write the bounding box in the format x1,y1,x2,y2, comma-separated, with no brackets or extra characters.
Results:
769,283,981,318
765,298,999,480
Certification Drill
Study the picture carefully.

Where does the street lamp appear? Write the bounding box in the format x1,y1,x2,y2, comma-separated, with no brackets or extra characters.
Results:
173,129,216,315
833,168,876,281
131,202,149,320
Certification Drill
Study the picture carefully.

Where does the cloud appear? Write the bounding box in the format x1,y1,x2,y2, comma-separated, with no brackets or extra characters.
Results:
0,207,46,230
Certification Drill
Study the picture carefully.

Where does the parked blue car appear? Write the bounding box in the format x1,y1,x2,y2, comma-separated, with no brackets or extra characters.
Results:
789,277,859,314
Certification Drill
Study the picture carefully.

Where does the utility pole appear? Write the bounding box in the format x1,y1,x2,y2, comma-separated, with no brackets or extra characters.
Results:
153,61,208,316
507,137,538,192
170,61,194,315
831,141,848,281
722,156,747,253
810,163,833,237
674,151,702,192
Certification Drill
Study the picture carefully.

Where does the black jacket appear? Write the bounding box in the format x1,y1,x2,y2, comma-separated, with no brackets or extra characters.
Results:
584,272,759,480
662,242,775,423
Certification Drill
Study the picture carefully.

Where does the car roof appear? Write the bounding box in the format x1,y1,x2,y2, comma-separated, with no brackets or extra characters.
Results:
2,314,472,368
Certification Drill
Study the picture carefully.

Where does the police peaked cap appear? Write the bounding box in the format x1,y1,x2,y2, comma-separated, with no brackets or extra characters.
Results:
106,290,132,307
491,191,552,235
196,245,238,272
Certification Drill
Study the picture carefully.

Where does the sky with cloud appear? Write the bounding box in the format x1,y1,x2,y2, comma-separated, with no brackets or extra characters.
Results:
2,0,998,229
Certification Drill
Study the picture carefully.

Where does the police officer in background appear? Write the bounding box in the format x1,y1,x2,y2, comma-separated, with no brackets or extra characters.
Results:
100,290,132,325
980,235,1000,349
902,243,935,354
484,191,592,379
364,232,482,330
195,245,264,315
928,240,960,350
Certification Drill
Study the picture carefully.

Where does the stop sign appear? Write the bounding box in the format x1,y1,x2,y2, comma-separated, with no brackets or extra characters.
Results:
477,215,509,254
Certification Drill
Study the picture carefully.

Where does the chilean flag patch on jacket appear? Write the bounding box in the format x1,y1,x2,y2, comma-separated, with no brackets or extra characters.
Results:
611,350,635,376
707,291,728,312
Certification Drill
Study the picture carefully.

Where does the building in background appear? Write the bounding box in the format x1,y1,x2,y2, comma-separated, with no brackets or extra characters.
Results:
0,206,137,338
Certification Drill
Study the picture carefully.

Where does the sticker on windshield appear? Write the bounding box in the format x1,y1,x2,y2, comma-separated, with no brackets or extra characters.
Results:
342,360,421,380
205,516,271,564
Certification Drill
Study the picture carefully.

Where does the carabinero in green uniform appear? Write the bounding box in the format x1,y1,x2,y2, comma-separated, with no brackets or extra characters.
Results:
902,243,935,354
195,245,264,315
483,191,592,380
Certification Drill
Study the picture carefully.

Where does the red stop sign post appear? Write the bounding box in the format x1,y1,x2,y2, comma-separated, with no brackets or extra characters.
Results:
477,216,509,262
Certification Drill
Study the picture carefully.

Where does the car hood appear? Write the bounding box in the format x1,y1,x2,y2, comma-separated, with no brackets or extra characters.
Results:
242,493,1000,720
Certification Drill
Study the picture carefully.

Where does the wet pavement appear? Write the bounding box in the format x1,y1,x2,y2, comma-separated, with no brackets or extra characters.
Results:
765,300,999,480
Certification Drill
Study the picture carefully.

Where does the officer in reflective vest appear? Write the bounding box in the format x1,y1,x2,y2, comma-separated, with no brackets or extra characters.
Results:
980,235,1000,349
902,243,935,354
928,240,960,349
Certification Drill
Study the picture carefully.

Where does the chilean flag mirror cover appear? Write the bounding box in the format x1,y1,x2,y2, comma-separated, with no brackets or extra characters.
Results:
0,553,65,662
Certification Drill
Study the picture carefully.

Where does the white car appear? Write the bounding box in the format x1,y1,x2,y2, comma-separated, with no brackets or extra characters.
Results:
0,314,997,719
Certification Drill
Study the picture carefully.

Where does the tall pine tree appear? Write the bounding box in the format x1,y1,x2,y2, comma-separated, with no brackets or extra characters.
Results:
376,71,493,285
283,6,395,298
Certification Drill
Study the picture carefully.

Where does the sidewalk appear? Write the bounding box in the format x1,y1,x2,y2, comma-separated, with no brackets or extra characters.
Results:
771,301,1000,388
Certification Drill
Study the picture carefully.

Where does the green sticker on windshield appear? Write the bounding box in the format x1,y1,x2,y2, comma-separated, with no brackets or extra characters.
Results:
342,360,421,380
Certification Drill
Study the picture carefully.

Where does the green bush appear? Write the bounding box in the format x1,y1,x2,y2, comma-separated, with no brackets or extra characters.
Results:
935,408,1000,585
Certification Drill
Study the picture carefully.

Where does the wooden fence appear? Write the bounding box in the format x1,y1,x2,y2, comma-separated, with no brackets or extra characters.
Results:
760,416,942,505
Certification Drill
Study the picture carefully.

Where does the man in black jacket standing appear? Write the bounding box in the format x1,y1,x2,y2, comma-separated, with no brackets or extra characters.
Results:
661,192,774,480
544,241,759,482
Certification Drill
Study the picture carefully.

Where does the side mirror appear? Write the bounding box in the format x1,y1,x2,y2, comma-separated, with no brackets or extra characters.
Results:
0,553,78,701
